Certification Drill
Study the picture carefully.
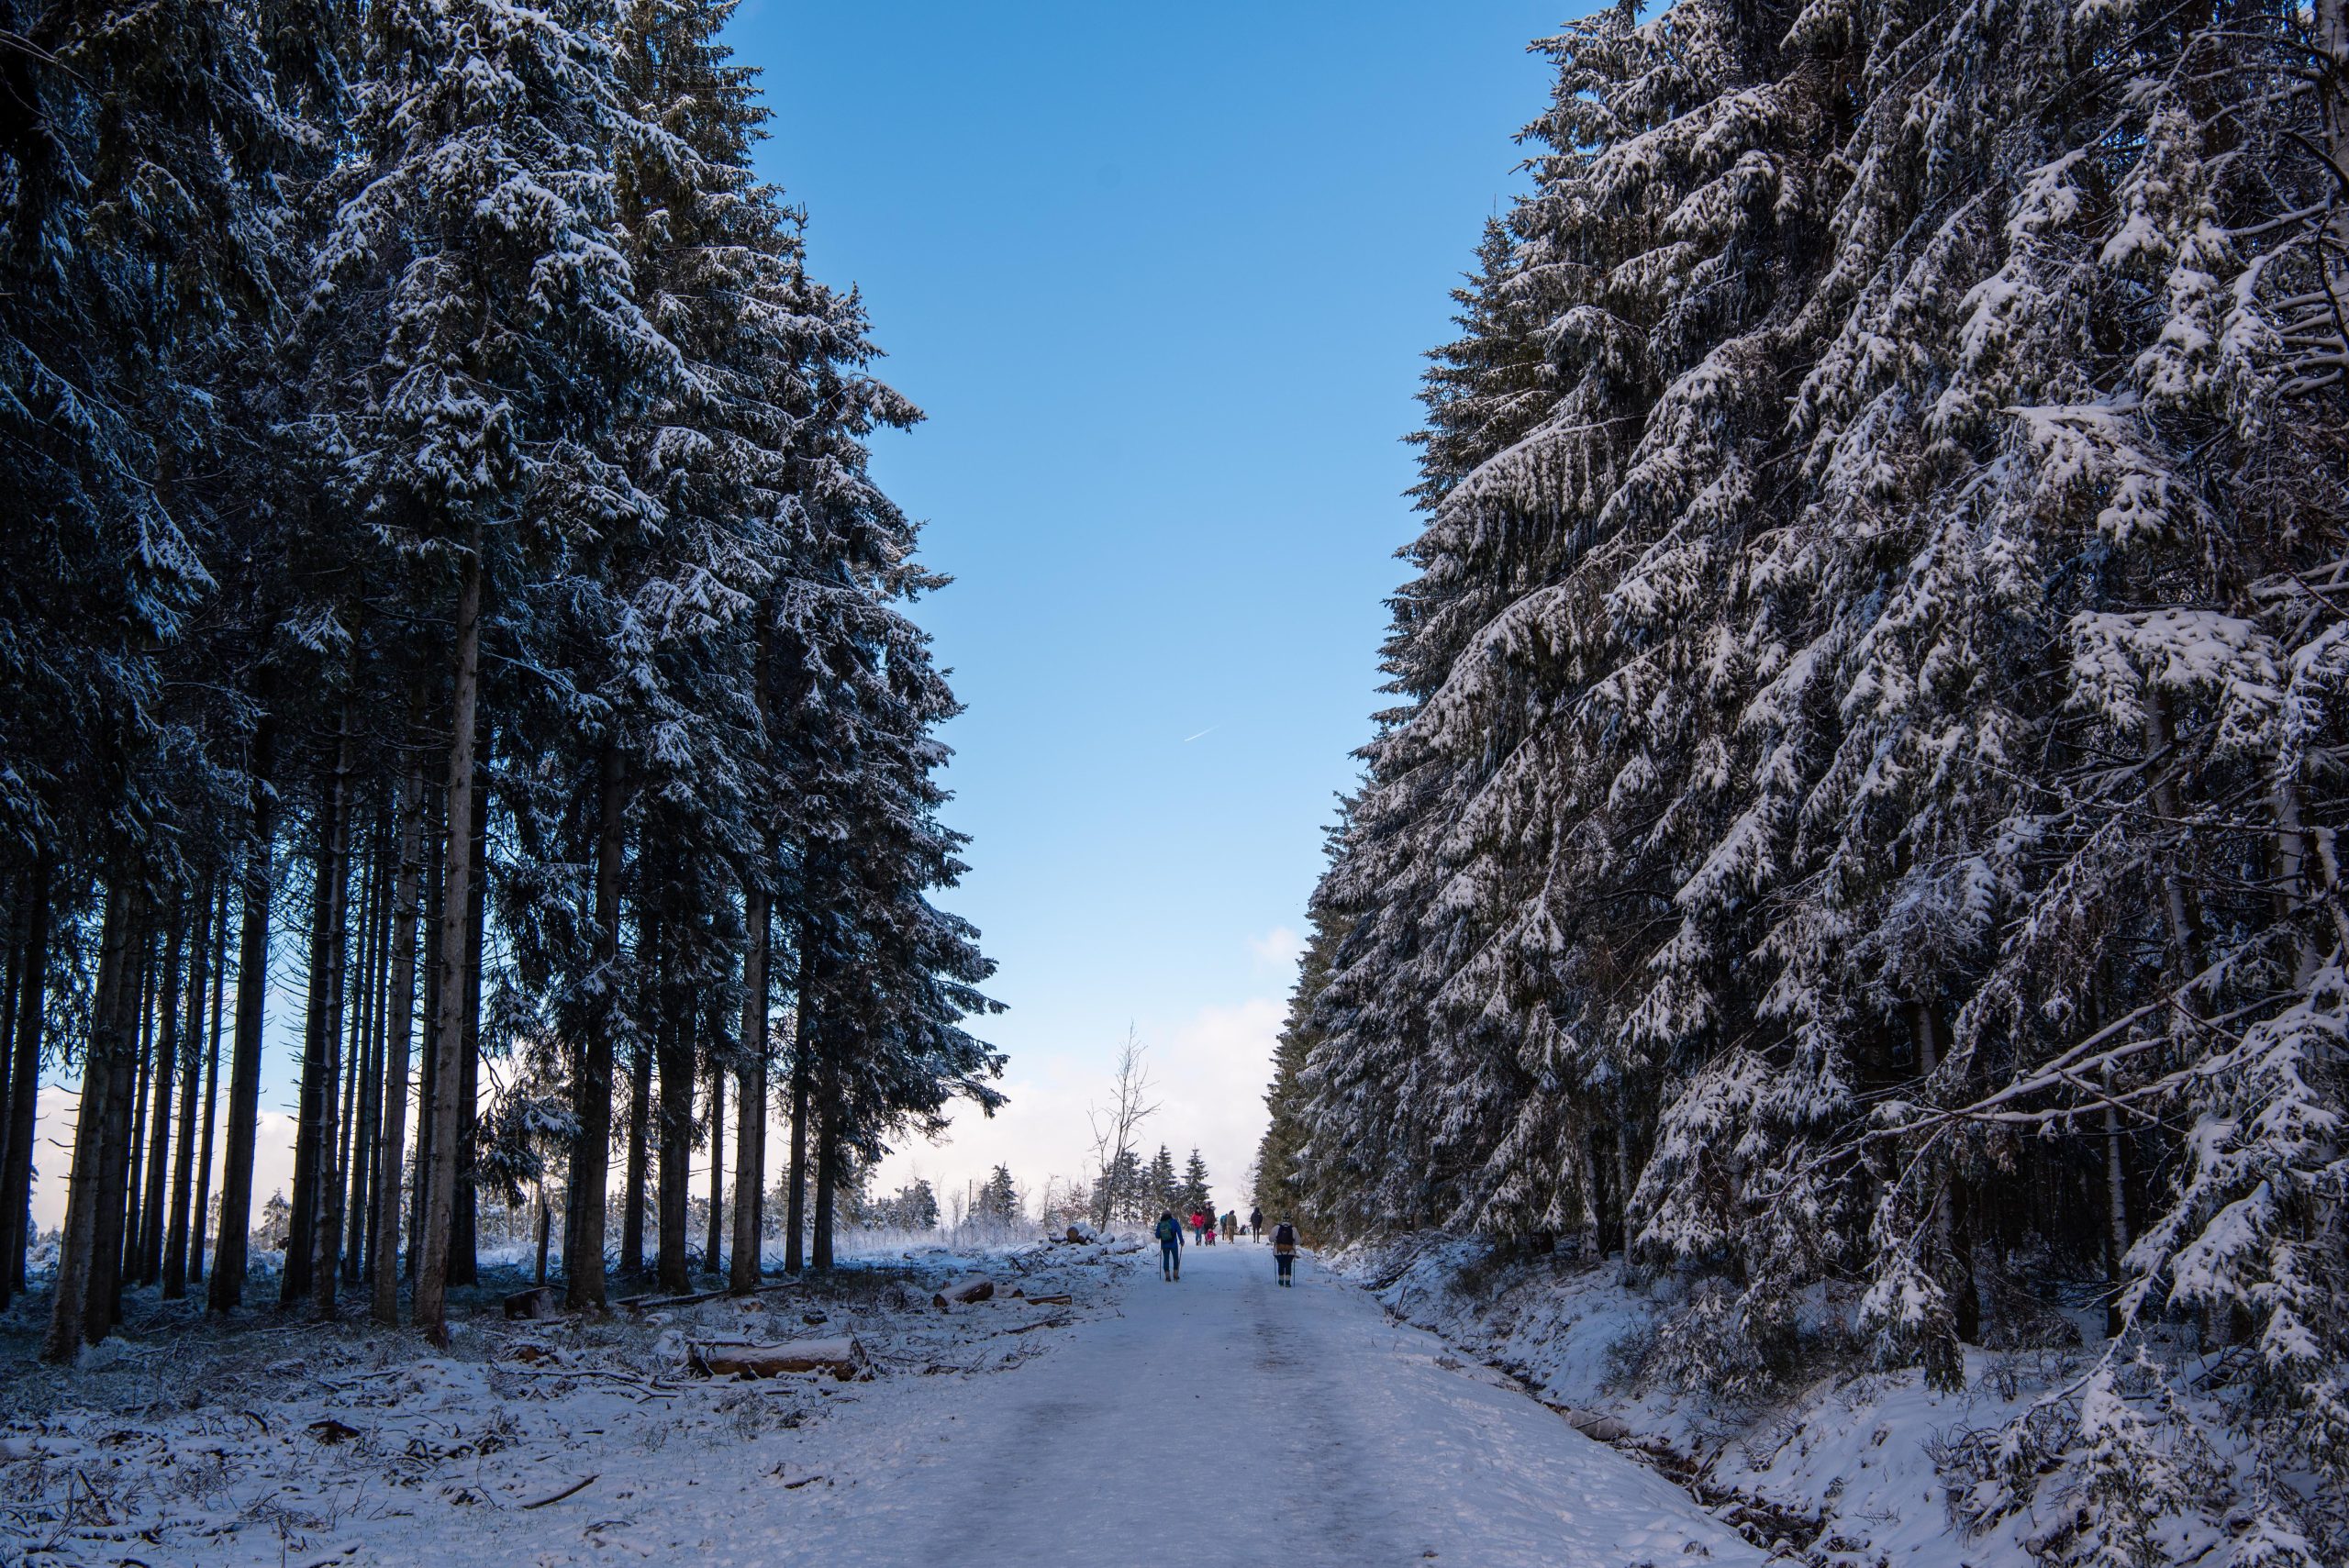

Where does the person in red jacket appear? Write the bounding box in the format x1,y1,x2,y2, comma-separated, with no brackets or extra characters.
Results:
1190,1208,1208,1246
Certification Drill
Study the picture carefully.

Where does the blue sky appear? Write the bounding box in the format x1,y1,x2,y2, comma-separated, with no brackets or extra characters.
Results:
737,0,1575,1216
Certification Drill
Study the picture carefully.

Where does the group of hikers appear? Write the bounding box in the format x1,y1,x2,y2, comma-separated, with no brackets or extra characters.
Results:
1154,1204,1298,1285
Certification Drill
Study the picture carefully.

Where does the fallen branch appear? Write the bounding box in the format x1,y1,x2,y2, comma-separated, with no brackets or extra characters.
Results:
519,1473,598,1511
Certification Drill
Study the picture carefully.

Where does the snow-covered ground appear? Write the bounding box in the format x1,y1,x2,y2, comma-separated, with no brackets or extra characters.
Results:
3,1237,1762,1566
0,1240,1115,1565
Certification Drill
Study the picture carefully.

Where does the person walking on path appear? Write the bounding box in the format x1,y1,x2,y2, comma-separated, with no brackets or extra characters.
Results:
1155,1210,1183,1281
1191,1208,1209,1247
1220,1210,1237,1243
1272,1221,1297,1286
1249,1207,1263,1241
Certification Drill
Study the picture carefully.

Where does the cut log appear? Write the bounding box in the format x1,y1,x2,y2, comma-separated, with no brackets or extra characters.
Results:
931,1275,995,1310
619,1285,729,1314
1062,1222,1097,1243
504,1285,559,1320
690,1334,868,1381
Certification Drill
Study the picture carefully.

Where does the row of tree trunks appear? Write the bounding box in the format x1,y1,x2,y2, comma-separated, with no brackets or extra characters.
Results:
20,706,842,1354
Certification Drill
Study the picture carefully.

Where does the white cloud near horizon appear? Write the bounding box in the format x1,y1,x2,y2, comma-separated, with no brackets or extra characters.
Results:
1248,925,1305,970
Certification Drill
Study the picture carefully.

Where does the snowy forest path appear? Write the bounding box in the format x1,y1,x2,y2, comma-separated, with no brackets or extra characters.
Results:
784,1242,1762,1568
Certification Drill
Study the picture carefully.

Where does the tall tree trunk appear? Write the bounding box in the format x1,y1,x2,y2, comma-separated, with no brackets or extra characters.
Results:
729,883,770,1295
45,882,141,1359
373,751,426,1325
349,824,388,1285
284,784,336,1303
121,937,155,1294
704,1060,725,1278
534,1180,551,1284
334,832,374,1286
0,854,42,1307
621,910,658,1279
2268,772,2331,985
415,528,484,1348
1579,1129,1604,1261
656,945,693,1294
564,742,627,1308
0,886,17,1255
2143,698,2204,978
140,908,184,1285
451,732,489,1289
785,1000,810,1275
163,875,214,1296
409,788,445,1283
2318,0,2349,347
305,712,358,1316
2102,1059,2132,1337
211,728,280,1318
95,915,150,1331
1611,1085,1636,1283
1910,1002,1979,1340
811,1092,837,1273
190,878,228,1285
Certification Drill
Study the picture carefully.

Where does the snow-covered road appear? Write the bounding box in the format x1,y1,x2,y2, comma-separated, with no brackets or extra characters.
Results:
180,1241,1765,1566
780,1241,1760,1568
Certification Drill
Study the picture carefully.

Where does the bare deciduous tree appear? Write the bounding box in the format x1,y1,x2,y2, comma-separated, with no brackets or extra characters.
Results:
1086,1027,1158,1230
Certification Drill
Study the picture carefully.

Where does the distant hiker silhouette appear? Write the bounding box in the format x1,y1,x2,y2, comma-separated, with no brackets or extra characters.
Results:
1249,1207,1263,1241
1156,1210,1183,1281
1272,1221,1297,1286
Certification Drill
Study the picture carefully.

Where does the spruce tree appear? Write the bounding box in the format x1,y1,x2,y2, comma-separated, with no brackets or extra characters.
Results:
1146,1145,1178,1215
1179,1150,1212,1218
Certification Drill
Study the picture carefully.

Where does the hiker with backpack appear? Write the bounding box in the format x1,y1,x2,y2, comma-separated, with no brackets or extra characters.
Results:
1249,1206,1262,1241
1155,1210,1183,1281
1272,1220,1298,1286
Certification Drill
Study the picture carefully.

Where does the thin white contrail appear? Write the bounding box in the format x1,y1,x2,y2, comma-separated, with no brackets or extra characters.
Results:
1182,726,1217,743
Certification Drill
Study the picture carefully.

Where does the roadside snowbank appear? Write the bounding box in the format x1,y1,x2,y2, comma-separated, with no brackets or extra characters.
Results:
1337,1235,2291,1568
